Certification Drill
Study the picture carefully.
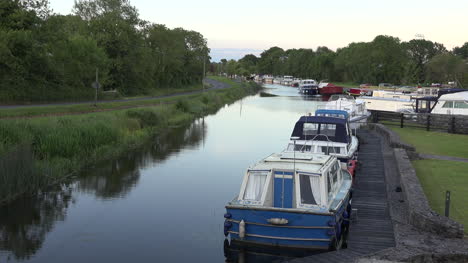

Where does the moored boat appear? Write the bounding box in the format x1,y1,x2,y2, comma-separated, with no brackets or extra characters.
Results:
322,95,371,129
299,79,319,95
285,114,359,176
318,83,344,95
224,152,352,250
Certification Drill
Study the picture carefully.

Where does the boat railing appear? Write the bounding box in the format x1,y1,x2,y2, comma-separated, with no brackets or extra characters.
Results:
299,133,338,155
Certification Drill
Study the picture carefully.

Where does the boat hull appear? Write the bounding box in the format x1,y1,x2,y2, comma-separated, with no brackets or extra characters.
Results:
224,194,351,250
300,88,319,95
319,86,343,95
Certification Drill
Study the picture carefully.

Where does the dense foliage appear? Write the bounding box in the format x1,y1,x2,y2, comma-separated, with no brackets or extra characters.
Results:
0,0,209,103
213,36,468,87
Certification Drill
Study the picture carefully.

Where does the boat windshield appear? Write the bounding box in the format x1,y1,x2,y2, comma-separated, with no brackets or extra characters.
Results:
302,123,337,140
329,95,355,101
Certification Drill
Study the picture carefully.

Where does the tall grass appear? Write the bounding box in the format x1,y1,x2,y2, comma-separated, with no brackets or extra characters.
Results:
0,81,262,202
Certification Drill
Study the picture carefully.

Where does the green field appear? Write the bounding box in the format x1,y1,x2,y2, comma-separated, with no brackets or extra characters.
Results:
413,159,468,232
388,126,468,158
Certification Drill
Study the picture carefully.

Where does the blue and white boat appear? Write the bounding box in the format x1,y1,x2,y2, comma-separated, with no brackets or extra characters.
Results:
224,152,352,250
285,115,359,173
299,79,319,95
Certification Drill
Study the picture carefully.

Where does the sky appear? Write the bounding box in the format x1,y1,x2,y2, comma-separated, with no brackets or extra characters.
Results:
49,0,468,61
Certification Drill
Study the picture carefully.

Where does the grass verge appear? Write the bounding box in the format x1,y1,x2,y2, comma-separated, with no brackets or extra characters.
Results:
388,126,468,159
412,159,468,233
0,79,262,203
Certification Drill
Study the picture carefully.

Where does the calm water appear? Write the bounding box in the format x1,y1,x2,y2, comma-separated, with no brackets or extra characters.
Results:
0,85,326,263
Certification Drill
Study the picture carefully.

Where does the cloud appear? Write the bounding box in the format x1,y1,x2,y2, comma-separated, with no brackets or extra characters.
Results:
209,48,262,62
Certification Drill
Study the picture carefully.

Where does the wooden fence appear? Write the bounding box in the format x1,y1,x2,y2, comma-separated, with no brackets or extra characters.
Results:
370,110,468,134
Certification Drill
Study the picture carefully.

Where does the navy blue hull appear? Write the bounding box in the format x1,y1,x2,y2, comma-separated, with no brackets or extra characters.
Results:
224,194,351,249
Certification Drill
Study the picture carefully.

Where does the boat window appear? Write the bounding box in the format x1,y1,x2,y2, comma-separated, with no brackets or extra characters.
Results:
299,174,322,205
442,101,454,108
287,143,311,151
243,171,268,201
303,123,319,135
454,101,468,109
321,124,336,137
327,163,340,199
320,146,341,155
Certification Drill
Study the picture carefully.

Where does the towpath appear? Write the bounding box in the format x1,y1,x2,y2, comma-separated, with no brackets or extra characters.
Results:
0,78,230,109
418,153,468,163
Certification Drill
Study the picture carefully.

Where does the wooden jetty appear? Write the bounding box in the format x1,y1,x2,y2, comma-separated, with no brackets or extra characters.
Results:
287,129,395,263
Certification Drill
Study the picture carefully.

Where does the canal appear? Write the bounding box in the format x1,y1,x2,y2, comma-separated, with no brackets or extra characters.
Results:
0,84,325,263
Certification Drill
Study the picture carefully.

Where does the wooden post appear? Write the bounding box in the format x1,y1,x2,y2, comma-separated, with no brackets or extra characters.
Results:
450,116,456,133
426,114,431,131
400,113,404,128
445,190,451,217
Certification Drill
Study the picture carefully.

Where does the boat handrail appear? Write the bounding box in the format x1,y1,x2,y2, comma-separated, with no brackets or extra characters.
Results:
300,133,338,154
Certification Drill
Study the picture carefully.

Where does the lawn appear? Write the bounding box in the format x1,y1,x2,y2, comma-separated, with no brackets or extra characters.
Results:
413,159,468,232
388,126,468,159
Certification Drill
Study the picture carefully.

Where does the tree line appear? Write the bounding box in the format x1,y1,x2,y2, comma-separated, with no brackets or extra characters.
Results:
0,0,209,103
212,35,468,87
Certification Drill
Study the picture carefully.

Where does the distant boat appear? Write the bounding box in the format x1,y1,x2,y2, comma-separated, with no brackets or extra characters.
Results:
281,76,294,86
322,95,371,129
224,152,352,250
423,91,468,115
318,83,343,95
299,79,319,95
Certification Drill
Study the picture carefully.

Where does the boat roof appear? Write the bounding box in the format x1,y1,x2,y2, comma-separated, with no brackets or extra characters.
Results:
291,116,350,143
439,91,468,101
249,152,334,174
315,109,349,119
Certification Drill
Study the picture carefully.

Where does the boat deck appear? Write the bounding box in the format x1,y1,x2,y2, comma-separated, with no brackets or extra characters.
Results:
287,129,395,263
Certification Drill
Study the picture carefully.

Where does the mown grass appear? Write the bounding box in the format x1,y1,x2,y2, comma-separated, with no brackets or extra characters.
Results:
0,79,262,202
388,126,468,158
412,159,468,233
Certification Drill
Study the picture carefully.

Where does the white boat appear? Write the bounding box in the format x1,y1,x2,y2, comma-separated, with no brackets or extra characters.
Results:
360,90,415,113
281,75,294,86
273,77,282,84
430,91,468,115
284,115,359,175
224,152,352,250
299,79,319,95
321,95,371,129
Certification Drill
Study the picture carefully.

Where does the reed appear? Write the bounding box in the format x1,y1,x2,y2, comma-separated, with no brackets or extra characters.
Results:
0,81,262,202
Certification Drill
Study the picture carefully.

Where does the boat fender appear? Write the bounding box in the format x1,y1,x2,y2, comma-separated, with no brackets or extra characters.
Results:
239,220,246,239
343,211,349,219
224,221,232,228
327,229,335,236
224,213,232,219
224,227,229,236
327,220,336,226
267,218,289,225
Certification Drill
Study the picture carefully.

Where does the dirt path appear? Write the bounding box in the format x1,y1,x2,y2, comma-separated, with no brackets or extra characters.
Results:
419,153,468,163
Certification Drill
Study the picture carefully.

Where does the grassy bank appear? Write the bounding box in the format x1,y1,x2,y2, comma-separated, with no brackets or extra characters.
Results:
386,125,468,232
412,159,468,233
388,126,468,158
0,79,261,203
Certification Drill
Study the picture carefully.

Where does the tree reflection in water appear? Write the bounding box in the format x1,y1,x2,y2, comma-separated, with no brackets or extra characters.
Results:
0,119,206,261
0,184,73,261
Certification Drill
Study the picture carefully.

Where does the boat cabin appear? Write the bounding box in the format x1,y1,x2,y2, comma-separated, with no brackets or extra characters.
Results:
234,153,350,212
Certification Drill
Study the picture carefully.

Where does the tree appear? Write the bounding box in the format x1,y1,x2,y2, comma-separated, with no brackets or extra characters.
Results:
257,47,285,75
453,42,468,59
403,39,447,83
426,53,467,86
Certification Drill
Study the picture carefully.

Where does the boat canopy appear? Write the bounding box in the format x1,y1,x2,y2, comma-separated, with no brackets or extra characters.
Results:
291,116,350,143
315,109,349,119
438,91,468,101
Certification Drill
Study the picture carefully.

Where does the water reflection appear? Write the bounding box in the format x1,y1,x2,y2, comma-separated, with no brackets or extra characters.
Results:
0,120,206,261
223,239,321,263
0,185,73,261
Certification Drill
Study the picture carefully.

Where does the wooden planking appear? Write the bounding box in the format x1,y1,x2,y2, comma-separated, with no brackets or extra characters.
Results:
288,130,395,263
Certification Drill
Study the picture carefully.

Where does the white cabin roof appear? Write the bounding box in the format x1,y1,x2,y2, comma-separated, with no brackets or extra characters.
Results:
249,152,333,174
439,91,468,101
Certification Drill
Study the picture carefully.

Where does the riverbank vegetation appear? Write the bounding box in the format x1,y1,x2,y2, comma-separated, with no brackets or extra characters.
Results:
212,36,468,87
0,79,261,203
0,0,209,103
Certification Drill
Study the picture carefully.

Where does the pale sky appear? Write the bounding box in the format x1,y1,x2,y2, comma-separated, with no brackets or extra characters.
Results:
49,0,468,60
